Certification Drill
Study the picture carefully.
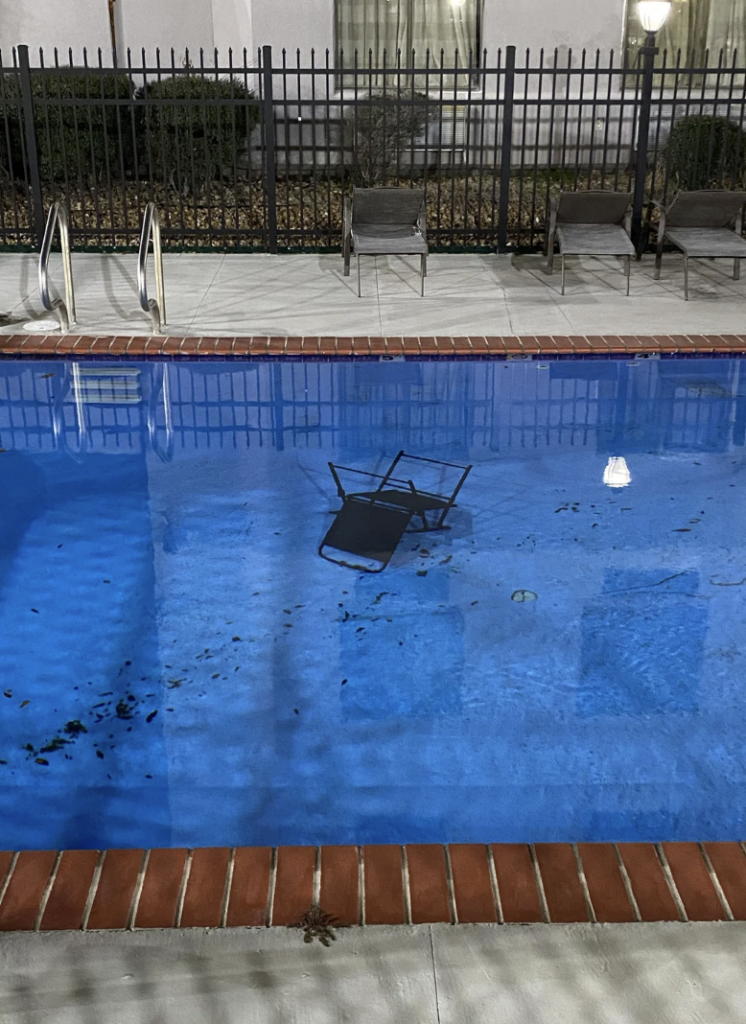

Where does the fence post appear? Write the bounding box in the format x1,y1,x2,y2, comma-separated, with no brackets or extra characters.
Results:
497,46,516,254
261,44,278,254
631,34,657,255
17,45,45,250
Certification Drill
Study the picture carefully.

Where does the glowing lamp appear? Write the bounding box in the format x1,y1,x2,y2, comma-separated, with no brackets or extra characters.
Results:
637,1,671,32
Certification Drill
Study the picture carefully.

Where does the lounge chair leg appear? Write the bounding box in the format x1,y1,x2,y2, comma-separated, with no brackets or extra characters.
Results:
561,253,566,296
684,256,689,301
735,258,741,282
654,248,662,281
420,254,426,296
357,253,361,298
625,254,630,296
343,239,351,277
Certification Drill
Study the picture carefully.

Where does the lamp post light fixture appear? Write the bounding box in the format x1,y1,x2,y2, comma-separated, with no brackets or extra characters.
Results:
637,1,672,37
630,0,671,253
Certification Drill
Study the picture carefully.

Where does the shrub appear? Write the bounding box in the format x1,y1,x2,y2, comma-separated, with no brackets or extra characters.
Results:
666,114,746,190
343,93,434,187
138,75,259,193
0,70,135,183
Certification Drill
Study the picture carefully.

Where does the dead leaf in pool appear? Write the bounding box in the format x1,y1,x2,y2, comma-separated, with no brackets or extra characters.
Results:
19,700,29,708
35,758,49,766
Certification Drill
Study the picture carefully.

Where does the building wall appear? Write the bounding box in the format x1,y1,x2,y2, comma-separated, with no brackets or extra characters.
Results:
1,0,632,67
0,0,111,61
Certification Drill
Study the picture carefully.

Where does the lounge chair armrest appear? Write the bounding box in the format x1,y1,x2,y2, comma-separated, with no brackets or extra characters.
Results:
343,195,352,239
417,209,428,244
545,196,558,258
656,204,667,243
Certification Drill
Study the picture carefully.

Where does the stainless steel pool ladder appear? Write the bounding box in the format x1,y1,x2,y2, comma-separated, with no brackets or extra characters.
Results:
138,202,166,333
39,202,76,332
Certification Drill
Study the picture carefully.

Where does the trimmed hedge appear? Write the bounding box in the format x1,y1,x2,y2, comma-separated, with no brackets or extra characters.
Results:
666,114,746,190
138,75,259,192
0,69,134,182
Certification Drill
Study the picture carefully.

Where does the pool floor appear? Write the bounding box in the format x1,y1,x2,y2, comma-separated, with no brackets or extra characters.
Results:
2,356,746,849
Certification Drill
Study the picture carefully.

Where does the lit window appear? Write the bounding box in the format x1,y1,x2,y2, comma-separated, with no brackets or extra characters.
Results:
336,0,482,69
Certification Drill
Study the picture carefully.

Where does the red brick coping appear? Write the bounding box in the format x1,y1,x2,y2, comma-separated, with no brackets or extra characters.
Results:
1,843,745,931
1,333,746,357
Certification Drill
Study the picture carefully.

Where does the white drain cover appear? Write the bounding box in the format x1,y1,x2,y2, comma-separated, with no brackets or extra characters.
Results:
23,318,60,333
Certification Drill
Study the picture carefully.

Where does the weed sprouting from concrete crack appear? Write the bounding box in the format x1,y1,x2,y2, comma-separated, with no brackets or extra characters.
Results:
293,904,339,946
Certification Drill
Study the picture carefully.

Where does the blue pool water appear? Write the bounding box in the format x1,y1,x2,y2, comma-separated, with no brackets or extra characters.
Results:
2,356,746,849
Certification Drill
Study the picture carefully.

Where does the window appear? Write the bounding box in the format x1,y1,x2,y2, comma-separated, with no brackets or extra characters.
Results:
625,0,746,65
336,0,482,69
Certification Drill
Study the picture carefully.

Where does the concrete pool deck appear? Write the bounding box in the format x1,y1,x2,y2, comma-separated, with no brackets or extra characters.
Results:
2,921,746,1023
2,250,746,340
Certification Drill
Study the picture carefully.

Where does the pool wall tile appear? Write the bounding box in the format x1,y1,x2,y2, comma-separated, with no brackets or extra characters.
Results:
576,843,636,923
40,850,99,931
661,843,728,922
406,845,452,924
225,847,272,927
0,851,56,931
533,844,590,923
86,849,144,930
616,844,681,921
320,846,360,926
0,853,13,894
448,844,497,924
363,845,406,925
490,844,544,923
180,847,232,929
134,849,188,929
702,843,746,920
4,333,746,359
271,846,316,926
0,843,745,929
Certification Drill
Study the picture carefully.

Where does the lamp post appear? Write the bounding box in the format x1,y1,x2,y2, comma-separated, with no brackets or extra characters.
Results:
631,1,671,253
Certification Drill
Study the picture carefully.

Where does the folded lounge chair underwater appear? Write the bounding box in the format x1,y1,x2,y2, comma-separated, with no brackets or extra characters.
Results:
319,451,472,572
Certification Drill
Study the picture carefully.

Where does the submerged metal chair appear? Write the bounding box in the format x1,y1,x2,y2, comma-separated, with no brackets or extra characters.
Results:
343,188,428,297
546,191,635,295
651,190,746,300
319,451,472,572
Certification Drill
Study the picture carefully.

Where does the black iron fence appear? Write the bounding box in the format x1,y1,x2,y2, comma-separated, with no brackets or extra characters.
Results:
1,43,746,253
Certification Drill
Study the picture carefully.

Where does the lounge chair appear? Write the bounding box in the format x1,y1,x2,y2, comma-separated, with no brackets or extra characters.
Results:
546,191,635,295
652,190,746,300
343,188,428,297
319,451,472,572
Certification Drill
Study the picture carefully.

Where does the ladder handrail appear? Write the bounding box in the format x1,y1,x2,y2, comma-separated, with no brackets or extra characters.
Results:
147,362,174,462
138,202,166,332
39,202,76,332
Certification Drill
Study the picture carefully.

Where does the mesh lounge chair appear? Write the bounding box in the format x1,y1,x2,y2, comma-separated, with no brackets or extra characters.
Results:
319,451,472,572
546,191,635,295
652,190,746,300
343,188,428,297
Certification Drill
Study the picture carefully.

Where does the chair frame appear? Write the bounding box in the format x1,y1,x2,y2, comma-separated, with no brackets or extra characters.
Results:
652,191,746,301
343,189,428,297
328,451,471,532
546,192,634,296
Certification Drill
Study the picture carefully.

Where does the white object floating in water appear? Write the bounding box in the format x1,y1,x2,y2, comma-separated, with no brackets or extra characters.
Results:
603,456,631,488
511,589,538,602
23,318,59,333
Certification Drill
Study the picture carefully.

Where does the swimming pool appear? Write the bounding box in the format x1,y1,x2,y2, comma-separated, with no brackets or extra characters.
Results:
2,355,745,850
